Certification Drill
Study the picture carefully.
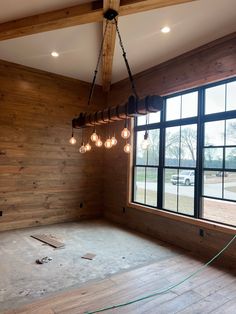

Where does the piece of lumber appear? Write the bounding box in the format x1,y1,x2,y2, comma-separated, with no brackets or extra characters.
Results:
0,0,196,41
31,234,65,248
102,0,120,92
81,253,96,260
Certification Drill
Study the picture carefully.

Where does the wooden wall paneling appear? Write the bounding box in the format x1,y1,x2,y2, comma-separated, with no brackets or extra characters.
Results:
0,60,105,231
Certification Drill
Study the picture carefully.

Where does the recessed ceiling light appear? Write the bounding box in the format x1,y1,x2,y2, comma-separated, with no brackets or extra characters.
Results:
161,26,171,34
51,51,59,58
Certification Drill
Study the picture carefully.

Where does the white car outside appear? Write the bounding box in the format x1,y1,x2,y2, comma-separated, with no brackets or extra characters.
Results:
171,170,195,186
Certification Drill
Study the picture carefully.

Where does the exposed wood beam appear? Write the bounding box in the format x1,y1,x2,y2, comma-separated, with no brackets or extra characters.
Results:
102,1,120,92
0,0,196,41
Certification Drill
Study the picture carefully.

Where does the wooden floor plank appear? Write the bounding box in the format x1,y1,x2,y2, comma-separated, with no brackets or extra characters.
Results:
4,252,236,314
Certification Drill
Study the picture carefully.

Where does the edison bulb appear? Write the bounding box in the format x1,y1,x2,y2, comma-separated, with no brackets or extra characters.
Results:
85,143,91,151
104,138,112,149
91,131,98,142
111,136,117,146
121,127,130,139
95,138,103,147
79,143,86,154
69,136,76,145
124,143,131,154
141,138,150,150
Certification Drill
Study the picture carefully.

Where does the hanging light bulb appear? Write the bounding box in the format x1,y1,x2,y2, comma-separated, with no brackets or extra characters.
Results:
141,130,150,150
121,127,130,139
124,143,131,154
121,119,130,139
69,129,76,145
85,143,91,151
79,142,86,154
69,135,76,145
104,137,112,149
111,135,117,146
91,130,98,142
95,137,103,147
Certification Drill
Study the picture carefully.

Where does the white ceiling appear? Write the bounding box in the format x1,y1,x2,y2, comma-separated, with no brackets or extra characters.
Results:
0,0,235,84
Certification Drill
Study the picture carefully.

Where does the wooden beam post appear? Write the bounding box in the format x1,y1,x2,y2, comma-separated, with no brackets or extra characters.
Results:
102,1,120,92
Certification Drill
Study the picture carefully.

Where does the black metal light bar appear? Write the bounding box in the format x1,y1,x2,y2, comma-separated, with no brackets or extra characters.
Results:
72,95,163,128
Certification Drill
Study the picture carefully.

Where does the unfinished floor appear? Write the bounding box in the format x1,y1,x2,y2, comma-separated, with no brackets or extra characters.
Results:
1,219,236,313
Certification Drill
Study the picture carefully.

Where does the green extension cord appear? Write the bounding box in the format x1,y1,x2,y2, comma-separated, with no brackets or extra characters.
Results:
85,234,236,314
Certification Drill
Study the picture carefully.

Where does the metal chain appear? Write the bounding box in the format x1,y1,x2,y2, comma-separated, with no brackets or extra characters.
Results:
114,18,139,99
88,20,109,105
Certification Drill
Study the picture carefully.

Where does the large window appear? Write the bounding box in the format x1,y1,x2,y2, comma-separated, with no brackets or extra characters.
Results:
132,78,236,227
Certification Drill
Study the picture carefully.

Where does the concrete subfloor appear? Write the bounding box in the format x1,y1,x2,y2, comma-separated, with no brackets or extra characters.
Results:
0,219,177,312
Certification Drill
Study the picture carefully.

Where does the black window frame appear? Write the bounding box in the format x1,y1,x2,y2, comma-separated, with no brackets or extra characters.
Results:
132,76,236,227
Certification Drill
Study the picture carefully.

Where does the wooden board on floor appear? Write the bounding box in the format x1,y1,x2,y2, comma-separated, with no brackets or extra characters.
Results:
31,234,64,248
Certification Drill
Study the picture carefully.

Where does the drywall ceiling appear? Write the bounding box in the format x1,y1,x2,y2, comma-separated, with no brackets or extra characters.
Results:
0,0,235,84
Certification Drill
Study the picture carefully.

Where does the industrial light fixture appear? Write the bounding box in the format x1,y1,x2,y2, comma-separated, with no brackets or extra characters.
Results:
70,9,163,154
69,128,76,145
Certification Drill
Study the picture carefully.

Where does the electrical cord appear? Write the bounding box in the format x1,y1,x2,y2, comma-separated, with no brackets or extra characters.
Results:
85,234,236,314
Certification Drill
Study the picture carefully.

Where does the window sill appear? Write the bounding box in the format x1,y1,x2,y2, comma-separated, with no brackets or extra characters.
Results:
127,202,236,235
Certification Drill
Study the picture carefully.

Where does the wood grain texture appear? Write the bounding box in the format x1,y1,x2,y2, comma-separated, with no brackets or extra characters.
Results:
102,0,120,92
104,34,236,265
0,0,196,41
4,244,236,313
0,60,105,231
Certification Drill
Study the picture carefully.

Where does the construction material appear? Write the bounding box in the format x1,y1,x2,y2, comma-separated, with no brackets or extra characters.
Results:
31,234,64,248
81,253,96,260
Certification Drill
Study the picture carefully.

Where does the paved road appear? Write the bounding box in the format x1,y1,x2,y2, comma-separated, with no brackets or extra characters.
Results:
136,181,236,200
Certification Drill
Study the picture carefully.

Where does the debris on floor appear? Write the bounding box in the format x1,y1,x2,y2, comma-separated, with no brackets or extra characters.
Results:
81,253,96,260
31,234,65,248
36,256,52,264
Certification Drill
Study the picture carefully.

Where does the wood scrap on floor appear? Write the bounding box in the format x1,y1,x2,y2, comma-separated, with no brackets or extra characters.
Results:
31,234,65,248
81,253,96,260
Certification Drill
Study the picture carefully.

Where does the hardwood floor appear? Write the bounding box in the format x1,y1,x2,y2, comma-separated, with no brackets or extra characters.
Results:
5,251,236,314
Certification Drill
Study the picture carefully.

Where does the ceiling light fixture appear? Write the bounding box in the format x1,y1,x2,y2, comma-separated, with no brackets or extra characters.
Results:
70,9,164,154
51,51,59,57
161,26,171,33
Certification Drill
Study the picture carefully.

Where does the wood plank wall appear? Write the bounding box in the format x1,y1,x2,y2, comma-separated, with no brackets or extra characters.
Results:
0,61,105,231
104,33,236,264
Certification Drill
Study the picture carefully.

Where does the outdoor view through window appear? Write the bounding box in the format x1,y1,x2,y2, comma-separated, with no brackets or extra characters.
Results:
132,78,236,227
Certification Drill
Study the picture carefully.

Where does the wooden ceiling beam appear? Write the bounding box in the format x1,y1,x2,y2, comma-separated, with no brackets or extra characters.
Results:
0,0,196,41
102,1,120,92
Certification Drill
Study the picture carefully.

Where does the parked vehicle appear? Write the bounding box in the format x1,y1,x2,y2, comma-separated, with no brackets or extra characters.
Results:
171,170,195,186
216,171,228,177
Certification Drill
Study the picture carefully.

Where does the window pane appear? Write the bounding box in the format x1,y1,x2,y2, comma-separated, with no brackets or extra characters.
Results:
202,197,236,226
164,168,177,212
226,119,236,145
134,167,145,203
205,84,225,114
137,115,146,126
146,168,157,206
180,124,197,167
166,96,181,121
204,147,223,168
165,126,180,166
149,112,160,124
178,172,195,216
204,120,224,146
225,148,236,169
136,131,147,165
203,171,223,198
147,129,159,166
224,172,236,201
181,92,198,118
226,81,236,111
